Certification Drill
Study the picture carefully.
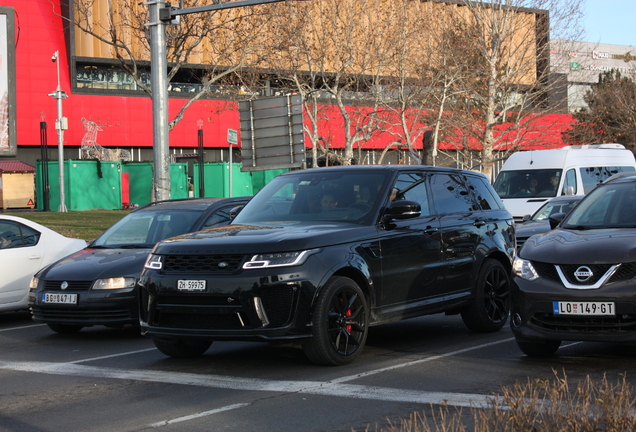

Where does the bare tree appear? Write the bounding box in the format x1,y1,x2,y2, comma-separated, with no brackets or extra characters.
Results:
564,69,636,150
439,0,584,178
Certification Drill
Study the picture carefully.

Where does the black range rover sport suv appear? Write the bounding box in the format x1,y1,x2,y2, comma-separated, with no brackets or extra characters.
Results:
139,166,515,365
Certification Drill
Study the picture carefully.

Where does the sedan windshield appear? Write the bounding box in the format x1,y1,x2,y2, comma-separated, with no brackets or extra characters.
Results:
563,182,636,229
93,210,203,247
233,170,391,225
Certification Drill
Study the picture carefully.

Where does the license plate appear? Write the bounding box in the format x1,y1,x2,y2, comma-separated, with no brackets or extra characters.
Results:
178,280,206,291
553,301,615,316
42,293,78,304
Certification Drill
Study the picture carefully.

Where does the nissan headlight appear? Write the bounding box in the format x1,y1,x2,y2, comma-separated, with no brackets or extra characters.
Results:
512,257,539,281
243,249,319,269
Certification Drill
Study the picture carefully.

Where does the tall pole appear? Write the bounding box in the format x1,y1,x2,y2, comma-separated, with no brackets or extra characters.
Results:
197,119,205,198
146,0,171,202
49,50,67,212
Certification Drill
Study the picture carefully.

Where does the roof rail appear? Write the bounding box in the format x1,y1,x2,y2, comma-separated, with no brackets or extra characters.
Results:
563,143,626,150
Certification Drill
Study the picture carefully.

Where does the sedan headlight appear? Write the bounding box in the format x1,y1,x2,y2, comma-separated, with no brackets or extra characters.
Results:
512,257,539,281
243,249,319,269
92,277,137,290
29,277,39,289
144,254,163,270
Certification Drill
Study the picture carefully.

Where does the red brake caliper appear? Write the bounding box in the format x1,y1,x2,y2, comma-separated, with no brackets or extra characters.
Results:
346,309,352,332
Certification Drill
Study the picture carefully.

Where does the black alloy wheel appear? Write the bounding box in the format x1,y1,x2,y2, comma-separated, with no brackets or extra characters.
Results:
303,276,368,366
461,259,510,332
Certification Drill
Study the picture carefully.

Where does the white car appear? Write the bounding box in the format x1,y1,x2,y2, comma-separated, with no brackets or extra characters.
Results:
0,215,86,312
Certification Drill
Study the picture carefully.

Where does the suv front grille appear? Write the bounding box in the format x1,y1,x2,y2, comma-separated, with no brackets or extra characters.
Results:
163,254,245,273
532,261,636,287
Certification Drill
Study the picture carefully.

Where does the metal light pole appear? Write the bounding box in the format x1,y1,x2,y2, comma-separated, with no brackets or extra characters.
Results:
197,119,205,198
49,50,68,212
146,0,171,202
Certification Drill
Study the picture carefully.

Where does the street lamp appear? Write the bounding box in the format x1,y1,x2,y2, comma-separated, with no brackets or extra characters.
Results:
49,50,68,212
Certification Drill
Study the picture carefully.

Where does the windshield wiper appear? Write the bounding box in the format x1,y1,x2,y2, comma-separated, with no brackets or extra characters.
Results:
114,244,153,249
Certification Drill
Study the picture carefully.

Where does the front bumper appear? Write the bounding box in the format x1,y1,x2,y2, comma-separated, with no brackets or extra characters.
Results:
28,284,138,327
139,257,330,343
510,276,636,342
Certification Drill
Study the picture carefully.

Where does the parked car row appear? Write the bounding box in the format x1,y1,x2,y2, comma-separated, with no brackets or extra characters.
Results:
3,165,636,365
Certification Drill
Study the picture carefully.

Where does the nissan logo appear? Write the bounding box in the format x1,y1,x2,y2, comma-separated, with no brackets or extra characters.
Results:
60,281,69,290
574,266,593,282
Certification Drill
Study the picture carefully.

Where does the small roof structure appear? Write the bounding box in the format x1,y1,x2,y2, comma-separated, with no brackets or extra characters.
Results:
0,161,36,173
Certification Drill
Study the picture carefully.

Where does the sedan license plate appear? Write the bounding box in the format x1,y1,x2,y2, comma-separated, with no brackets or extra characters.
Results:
178,280,206,291
553,301,615,316
42,293,78,304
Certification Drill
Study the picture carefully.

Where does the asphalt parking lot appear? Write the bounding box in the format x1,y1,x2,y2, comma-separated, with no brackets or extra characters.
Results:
2,310,635,432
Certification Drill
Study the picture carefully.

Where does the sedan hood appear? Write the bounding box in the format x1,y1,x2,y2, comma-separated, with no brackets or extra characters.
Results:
154,223,378,255
515,220,550,239
41,248,152,280
521,229,636,264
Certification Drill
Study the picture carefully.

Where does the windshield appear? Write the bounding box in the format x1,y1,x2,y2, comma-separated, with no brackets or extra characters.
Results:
493,169,563,199
531,198,581,221
232,170,392,225
93,209,203,247
563,182,636,229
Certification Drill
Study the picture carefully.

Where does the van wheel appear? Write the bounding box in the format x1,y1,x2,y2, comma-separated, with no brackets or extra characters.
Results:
516,337,561,356
47,323,83,334
153,338,212,358
303,276,368,366
461,260,510,332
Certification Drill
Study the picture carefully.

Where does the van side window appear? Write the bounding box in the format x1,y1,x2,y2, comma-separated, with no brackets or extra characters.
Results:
563,169,577,195
580,166,635,193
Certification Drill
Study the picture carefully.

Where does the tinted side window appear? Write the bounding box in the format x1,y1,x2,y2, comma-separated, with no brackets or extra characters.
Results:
392,172,430,216
464,175,502,210
430,174,475,214
0,221,40,249
202,205,236,229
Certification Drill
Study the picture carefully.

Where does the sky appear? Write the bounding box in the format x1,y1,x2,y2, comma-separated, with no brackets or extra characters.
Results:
582,0,635,46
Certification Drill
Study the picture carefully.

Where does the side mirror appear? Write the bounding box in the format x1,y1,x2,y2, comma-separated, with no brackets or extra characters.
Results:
565,186,575,196
521,214,531,222
549,212,566,230
383,200,421,221
229,205,245,220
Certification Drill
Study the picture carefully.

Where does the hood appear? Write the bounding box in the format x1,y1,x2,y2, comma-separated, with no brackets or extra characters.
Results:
515,220,551,239
41,247,152,280
521,228,636,264
153,223,378,255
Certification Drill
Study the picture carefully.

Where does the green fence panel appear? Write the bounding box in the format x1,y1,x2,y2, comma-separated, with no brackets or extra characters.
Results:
192,163,254,198
122,162,189,206
36,160,121,211
250,168,289,194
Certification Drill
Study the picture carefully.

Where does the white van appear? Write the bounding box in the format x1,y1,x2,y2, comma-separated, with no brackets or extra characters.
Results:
492,144,636,220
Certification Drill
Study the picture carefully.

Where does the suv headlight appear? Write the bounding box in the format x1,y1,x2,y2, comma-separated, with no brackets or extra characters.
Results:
243,249,319,269
144,254,163,270
92,277,137,290
513,257,539,281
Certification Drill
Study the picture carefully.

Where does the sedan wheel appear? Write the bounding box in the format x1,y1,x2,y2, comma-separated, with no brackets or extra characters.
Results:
153,338,213,358
303,276,368,366
516,337,561,356
461,259,510,332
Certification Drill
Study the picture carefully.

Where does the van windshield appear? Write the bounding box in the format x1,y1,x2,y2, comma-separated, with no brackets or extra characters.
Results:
493,170,563,199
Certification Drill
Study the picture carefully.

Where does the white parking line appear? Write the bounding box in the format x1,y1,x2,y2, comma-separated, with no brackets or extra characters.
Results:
149,403,251,428
0,360,500,408
0,323,46,332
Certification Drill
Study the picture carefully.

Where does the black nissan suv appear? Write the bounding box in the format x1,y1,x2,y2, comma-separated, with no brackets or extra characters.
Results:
139,166,515,365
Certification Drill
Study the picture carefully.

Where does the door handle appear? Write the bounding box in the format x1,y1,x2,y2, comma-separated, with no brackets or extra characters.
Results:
28,255,42,260
473,220,486,227
423,227,438,235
